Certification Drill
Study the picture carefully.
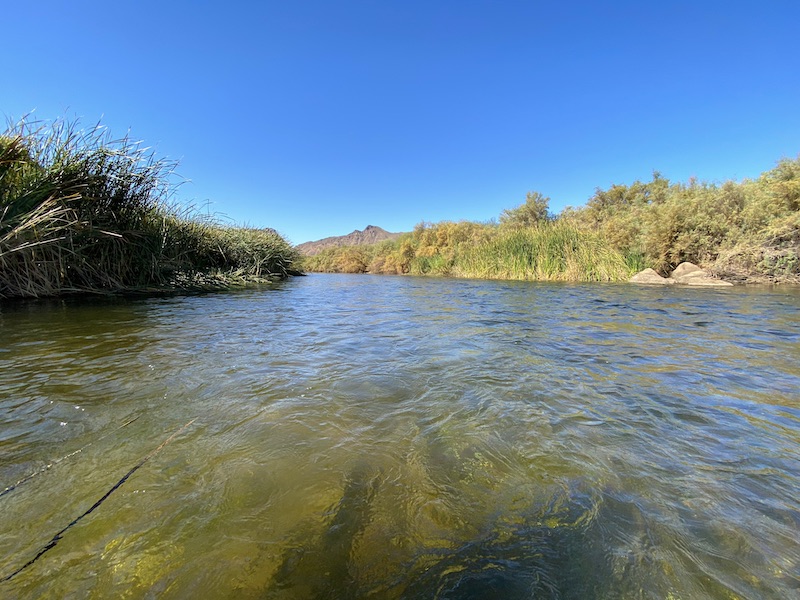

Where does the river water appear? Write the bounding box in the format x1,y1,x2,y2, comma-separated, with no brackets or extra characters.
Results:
1,274,798,599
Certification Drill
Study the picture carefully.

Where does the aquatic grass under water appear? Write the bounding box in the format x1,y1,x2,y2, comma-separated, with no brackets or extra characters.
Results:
0,118,298,298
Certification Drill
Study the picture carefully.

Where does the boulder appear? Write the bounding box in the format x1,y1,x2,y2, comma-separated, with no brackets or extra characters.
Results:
630,268,675,285
631,263,735,286
671,262,703,278
671,269,710,283
669,262,733,286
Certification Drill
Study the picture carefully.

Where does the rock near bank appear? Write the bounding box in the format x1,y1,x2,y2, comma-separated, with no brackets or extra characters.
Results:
630,262,734,287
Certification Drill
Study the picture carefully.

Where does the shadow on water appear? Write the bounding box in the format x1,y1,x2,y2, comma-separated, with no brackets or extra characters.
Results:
393,487,678,600
270,461,383,599
262,465,693,600
262,462,800,599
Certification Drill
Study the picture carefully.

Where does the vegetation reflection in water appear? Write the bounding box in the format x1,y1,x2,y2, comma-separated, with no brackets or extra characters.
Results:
0,274,799,598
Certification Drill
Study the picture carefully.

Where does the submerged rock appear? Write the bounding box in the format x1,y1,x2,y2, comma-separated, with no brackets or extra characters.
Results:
630,269,675,285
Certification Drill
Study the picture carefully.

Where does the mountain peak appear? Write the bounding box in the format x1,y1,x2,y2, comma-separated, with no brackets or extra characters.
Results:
296,226,403,256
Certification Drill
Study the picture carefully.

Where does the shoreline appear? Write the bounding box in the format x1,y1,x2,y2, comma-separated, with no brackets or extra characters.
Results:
299,268,800,287
0,270,305,302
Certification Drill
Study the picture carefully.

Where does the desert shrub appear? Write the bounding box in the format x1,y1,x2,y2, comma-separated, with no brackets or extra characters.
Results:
499,191,552,228
569,158,800,276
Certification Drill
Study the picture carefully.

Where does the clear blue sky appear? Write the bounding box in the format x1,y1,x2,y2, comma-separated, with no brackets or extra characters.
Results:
4,1,799,244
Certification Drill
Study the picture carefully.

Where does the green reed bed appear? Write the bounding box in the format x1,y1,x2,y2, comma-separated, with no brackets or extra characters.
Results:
452,222,634,282
0,119,298,299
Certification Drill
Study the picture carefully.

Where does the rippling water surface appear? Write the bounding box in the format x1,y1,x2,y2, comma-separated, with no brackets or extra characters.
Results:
1,274,799,599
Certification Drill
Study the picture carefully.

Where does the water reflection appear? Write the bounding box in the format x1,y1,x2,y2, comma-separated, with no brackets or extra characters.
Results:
1,276,799,598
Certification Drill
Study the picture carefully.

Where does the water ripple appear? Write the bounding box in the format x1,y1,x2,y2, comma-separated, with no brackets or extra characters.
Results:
1,277,799,598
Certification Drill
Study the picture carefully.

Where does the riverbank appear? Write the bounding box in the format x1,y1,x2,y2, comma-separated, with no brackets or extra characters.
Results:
1,119,300,299
300,220,637,282
300,155,800,285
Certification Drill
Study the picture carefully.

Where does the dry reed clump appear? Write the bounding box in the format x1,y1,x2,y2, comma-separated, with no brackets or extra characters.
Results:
711,212,800,284
298,245,372,273
0,118,298,299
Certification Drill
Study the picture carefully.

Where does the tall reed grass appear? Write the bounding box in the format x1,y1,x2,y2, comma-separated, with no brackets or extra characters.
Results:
452,222,633,281
0,118,298,299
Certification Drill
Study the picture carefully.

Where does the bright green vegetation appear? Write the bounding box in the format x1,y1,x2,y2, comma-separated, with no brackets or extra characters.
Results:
301,157,800,283
454,223,634,282
1,119,298,299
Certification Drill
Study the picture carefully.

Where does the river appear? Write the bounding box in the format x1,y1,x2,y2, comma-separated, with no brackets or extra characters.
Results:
1,274,799,599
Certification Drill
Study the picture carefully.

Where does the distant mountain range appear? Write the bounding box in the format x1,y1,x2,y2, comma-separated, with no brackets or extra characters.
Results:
296,225,404,255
